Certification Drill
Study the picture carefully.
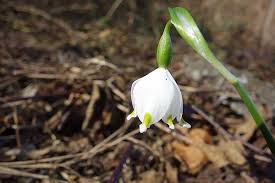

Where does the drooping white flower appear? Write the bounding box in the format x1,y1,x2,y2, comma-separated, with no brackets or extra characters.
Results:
127,68,191,133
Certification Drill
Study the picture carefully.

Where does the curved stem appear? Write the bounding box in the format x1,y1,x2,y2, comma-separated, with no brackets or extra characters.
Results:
233,81,275,154
195,49,275,155
167,7,275,155
209,55,275,155
197,53,275,155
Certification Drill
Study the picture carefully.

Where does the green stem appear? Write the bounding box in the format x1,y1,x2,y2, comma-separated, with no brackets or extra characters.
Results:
209,55,275,155
233,81,275,154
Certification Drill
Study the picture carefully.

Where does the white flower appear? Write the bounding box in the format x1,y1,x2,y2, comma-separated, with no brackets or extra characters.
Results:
127,68,191,133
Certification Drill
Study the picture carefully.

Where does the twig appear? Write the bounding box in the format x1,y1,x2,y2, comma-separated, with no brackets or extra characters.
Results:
155,123,192,145
60,129,139,166
108,143,133,183
3,92,68,103
126,137,162,159
191,105,232,140
0,77,20,90
107,78,127,101
0,123,132,167
253,154,272,163
12,108,21,148
26,73,65,80
82,84,100,130
13,5,87,40
106,0,124,19
0,166,49,180
1,163,58,169
84,58,119,72
0,166,68,183
179,85,221,93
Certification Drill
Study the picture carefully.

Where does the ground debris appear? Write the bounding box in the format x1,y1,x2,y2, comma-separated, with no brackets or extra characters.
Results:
0,1,274,182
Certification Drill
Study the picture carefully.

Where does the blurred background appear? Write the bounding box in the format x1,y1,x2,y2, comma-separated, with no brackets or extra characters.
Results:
0,0,275,182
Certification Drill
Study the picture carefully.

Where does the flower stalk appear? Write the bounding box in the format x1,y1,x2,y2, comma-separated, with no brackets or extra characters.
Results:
168,7,275,155
156,21,172,68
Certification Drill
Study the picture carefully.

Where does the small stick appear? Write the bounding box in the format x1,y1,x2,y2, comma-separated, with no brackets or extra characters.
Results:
12,108,21,148
3,92,68,103
126,137,161,158
191,105,232,140
0,166,49,180
155,123,192,145
0,124,133,167
82,84,100,130
106,0,124,19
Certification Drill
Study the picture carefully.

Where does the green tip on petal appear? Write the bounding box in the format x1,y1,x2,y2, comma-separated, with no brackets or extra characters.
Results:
139,112,152,133
166,115,175,129
181,118,191,128
143,112,152,127
126,111,136,120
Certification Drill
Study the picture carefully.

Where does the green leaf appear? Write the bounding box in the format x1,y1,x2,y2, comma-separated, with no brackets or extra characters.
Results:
168,7,213,61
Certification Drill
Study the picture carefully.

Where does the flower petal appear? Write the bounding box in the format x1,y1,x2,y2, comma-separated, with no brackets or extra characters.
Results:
126,111,136,120
131,68,175,123
162,70,183,122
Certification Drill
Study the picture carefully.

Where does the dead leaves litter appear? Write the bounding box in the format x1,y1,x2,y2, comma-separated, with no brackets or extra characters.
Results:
172,128,247,173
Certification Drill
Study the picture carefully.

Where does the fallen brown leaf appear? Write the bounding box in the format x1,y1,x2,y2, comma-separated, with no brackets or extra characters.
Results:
172,141,208,174
188,128,212,143
165,162,178,183
220,140,246,165
235,118,256,141
195,141,229,168
133,170,164,183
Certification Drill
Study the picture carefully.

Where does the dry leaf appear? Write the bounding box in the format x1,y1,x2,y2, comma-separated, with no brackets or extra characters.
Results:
220,140,246,165
235,102,269,141
165,162,178,183
134,170,164,183
235,118,256,141
196,141,229,168
172,141,208,174
188,128,212,143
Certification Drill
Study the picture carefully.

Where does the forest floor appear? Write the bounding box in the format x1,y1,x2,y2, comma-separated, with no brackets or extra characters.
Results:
0,1,275,183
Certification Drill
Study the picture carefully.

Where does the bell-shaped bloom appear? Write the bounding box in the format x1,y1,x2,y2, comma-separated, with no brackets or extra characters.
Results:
127,68,191,133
